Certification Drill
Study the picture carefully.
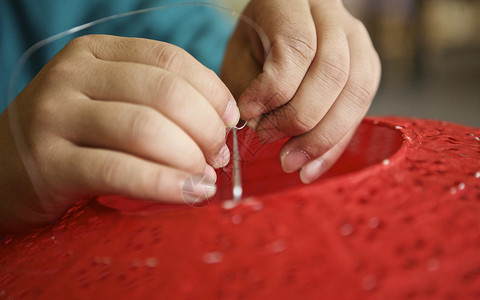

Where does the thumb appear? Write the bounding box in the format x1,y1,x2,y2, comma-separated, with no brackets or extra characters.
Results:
237,0,316,120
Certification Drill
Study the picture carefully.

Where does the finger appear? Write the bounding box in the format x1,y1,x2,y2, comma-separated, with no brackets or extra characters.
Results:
299,126,357,184
68,35,239,127
236,1,317,120
57,99,212,174
254,2,351,143
53,144,217,205
280,23,380,173
221,18,264,101
74,61,230,168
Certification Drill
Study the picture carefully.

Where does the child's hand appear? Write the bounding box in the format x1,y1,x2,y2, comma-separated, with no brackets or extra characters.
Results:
0,35,239,230
222,0,381,183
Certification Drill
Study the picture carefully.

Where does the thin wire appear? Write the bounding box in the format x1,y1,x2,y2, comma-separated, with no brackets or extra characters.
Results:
232,127,242,203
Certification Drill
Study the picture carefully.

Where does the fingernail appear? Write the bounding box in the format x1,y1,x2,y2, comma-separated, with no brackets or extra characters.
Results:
281,150,309,173
300,157,325,184
212,144,230,169
183,173,217,206
241,101,264,119
202,182,217,199
204,164,217,183
223,100,240,127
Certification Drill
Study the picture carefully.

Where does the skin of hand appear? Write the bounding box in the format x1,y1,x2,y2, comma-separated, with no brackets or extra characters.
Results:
0,35,240,232
221,0,381,184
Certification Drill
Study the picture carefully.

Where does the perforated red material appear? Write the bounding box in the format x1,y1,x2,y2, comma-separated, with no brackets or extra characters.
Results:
1,117,479,299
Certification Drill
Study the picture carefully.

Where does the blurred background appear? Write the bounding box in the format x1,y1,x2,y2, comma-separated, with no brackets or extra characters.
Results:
221,0,480,127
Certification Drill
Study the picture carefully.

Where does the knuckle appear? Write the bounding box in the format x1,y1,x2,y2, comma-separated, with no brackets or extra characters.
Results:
42,60,73,84
30,138,57,177
67,35,90,48
126,107,159,144
261,35,317,108
148,170,169,198
314,56,349,90
344,81,374,109
154,43,186,72
154,71,182,102
97,156,121,189
138,167,165,198
67,34,102,52
30,99,56,132
264,104,315,136
262,78,293,109
316,131,337,152
280,34,316,66
290,111,319,135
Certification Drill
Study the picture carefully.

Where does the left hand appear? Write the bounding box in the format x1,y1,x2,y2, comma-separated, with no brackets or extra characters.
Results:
221,0,381,183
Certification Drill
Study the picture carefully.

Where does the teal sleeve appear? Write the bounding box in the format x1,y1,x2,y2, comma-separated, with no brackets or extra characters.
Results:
0,0,235,112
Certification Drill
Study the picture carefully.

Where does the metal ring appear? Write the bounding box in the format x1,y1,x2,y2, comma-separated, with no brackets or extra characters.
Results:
234,119,248,130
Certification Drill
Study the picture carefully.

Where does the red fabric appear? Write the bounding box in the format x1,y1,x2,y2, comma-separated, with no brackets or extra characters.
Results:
1,117,479,299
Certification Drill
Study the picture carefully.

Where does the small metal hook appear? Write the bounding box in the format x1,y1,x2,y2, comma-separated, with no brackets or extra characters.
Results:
234,119,248,130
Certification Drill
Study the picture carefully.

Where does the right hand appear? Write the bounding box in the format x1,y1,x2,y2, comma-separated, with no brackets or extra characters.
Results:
0,35,239,230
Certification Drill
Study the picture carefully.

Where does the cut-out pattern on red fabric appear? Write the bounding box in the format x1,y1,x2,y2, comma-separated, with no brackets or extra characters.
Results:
1,117,479,299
